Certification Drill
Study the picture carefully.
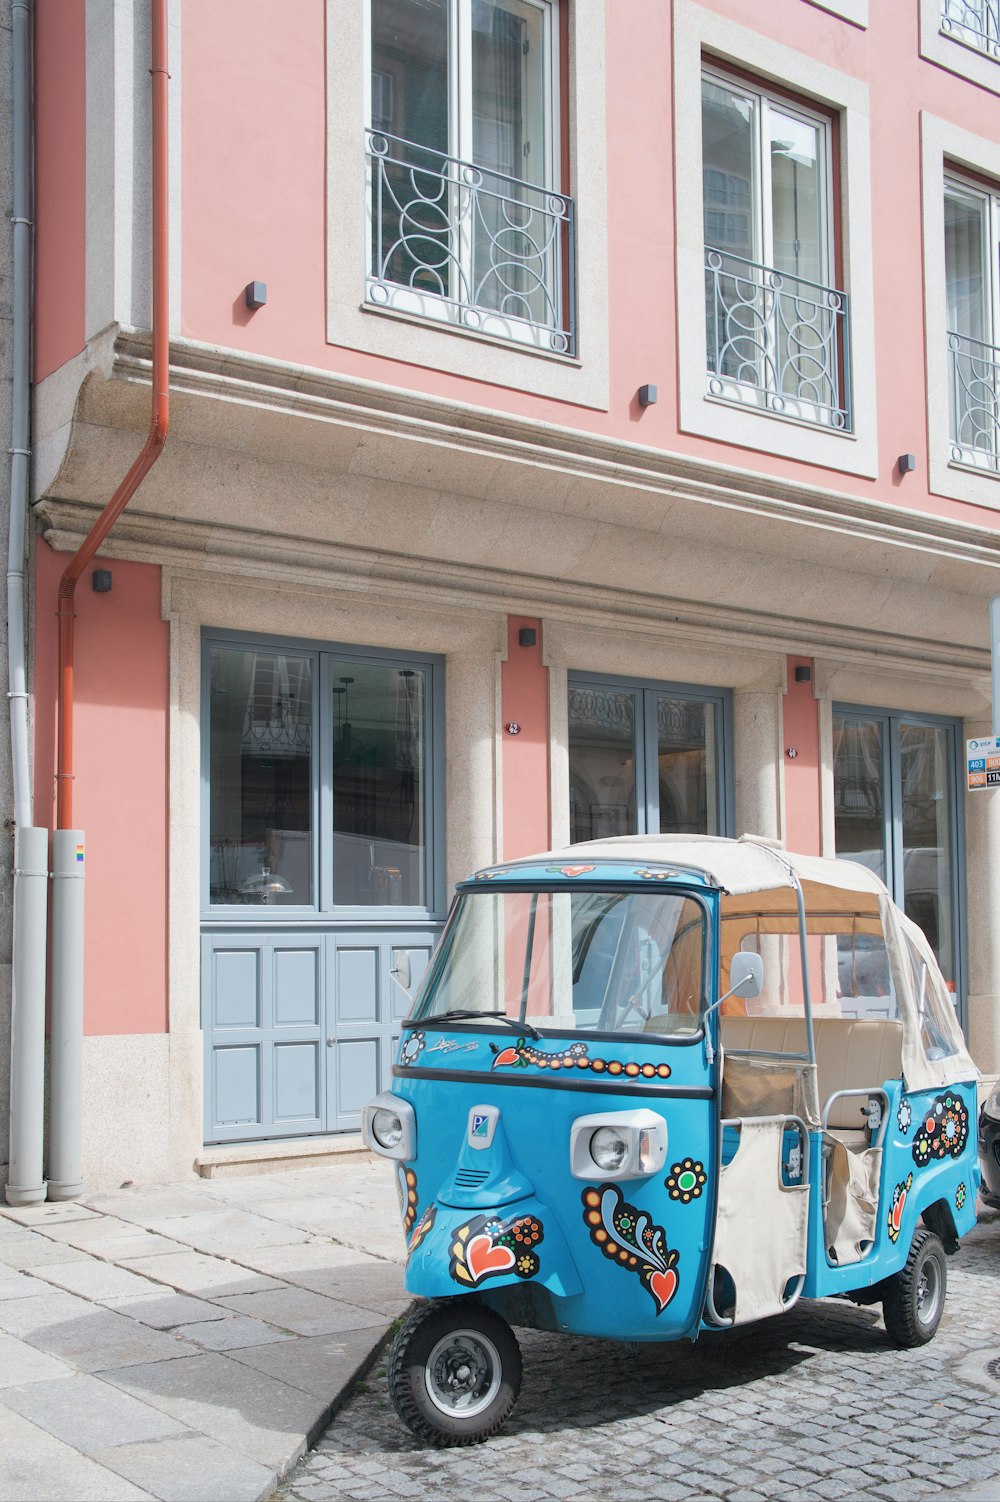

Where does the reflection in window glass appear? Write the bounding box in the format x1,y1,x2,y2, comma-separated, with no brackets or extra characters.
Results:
832,715,886,885
702,78,756,260
900,722,955,990
833,709,960,997
768,108,823,285
568,687,637,842
658,696,718,835
331,662,426,907
209,648,313,906
569,679,728,843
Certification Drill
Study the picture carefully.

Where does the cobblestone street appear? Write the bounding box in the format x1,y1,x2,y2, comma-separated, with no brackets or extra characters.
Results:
278,1219,1000,1502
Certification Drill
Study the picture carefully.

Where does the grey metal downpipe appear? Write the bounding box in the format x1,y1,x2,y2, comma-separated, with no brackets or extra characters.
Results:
47,832,85,1201
5,0,49,1208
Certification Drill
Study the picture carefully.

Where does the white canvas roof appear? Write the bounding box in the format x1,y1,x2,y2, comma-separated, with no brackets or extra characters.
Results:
533,833,886,906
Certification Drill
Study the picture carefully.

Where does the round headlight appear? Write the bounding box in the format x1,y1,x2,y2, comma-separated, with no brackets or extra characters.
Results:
590,1126,630,1173
372,1109,404,1151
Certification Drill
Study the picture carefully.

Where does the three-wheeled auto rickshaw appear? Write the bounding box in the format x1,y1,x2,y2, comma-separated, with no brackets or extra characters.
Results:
362,835,981,1445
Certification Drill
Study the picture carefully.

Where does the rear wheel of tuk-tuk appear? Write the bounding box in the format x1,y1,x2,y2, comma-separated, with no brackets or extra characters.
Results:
881,1229,947,1347
388,1299,522,1446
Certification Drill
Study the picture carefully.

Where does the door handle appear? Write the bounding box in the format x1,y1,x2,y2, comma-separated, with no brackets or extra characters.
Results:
326,1037,335,1047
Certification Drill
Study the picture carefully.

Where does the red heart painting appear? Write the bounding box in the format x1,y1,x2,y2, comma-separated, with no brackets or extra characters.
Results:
891,1192,907,1234
561,865,595,877
491,1046,520,1069
647,1267,678,1313
465,1234,516,1283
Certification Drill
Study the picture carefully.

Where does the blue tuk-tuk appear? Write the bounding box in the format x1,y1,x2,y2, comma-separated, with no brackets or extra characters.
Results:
362,835,981,1445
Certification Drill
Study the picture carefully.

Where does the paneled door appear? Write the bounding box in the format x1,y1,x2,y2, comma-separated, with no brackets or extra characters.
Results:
201,633,445,1145
202,925,436,1143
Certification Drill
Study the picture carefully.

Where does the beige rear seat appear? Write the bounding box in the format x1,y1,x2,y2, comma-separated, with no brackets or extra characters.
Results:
721,1016,903,1138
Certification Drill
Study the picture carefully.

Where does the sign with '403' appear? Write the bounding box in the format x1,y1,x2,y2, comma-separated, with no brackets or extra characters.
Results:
967,735,1000,792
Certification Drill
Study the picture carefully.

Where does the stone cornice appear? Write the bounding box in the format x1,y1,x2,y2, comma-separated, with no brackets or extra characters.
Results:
98,329,1000,571
39,500,991,683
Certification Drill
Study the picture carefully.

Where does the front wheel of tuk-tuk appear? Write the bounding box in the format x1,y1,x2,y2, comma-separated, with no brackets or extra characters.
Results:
881,1229,947,1348
388,1299,522,1446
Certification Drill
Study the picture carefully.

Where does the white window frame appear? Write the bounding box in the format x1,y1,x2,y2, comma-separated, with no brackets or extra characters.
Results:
921,111,1000,509
921,0,1000,97
943,172,1000,476
802,0,868,25
363,0,564,350
702,65,835,278
673,2,878,478
701,64,841,431
325,0,610,410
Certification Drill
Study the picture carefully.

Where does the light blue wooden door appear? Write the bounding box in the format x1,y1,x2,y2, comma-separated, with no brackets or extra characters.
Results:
326,930,433,1131
203,931,326,1143
202,924,437,1143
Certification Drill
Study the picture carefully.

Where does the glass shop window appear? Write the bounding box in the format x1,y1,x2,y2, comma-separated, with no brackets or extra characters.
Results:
833,707,962,1004
206,640,441,913
568,675,731,843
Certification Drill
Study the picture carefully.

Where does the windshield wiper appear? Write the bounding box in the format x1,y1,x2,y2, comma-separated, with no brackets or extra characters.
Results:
427,1008,541,1041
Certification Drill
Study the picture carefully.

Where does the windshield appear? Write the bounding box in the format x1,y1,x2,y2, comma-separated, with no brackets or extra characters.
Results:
413,887,707,1035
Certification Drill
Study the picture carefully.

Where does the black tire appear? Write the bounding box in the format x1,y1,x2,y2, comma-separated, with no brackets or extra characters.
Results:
881,1229,947,1347
388,1299,522,1446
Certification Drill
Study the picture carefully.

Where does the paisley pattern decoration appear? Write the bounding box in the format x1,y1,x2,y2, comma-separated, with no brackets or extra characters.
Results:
449,1211,544,1288
886,1172,913,1244
398,1030,425,1066
912,1092,970,1167
396,1165,419,1236
897,1097,912,1136
581,1183,680,1315
406,1203,436,1258
490,1038,671,1080
955,1182,967,1212
665,1159,708,1203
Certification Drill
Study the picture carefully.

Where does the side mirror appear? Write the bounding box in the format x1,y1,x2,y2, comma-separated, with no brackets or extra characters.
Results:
729,951,763,1001
391,950,412,994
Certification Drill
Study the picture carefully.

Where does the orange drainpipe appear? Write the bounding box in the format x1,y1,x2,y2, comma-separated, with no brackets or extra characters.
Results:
55,0,170,829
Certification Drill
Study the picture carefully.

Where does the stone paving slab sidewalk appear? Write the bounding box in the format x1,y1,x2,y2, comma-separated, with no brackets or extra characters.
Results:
0,1159,409,1502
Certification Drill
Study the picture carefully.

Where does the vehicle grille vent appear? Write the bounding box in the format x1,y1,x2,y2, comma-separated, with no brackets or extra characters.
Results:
454,1167,490,1189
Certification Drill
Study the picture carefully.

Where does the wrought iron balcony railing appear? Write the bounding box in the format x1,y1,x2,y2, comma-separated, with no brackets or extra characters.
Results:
940,0,1000,59
948,329,1000,470
704,248,852,432
366,129,575,356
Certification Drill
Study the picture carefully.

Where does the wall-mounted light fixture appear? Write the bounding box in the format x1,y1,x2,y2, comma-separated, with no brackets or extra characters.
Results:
794,665,811,683
518,627,537,647
638,384,657,408
897,453,916,475
92,569,112,594
245,280,268,310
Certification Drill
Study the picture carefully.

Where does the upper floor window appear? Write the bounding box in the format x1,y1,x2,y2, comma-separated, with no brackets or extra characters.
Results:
945,174,1000,472
366,0,574,355
701,67,851,432
940,0,1000,60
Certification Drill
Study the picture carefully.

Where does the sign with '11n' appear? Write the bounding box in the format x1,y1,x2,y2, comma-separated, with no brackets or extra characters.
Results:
967,735,1000,792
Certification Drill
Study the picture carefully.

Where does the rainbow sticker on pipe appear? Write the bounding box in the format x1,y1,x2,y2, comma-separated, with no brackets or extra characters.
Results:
75,845,85,864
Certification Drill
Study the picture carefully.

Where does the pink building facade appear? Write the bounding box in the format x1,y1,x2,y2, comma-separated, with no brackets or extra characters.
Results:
9,0,1000,1189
